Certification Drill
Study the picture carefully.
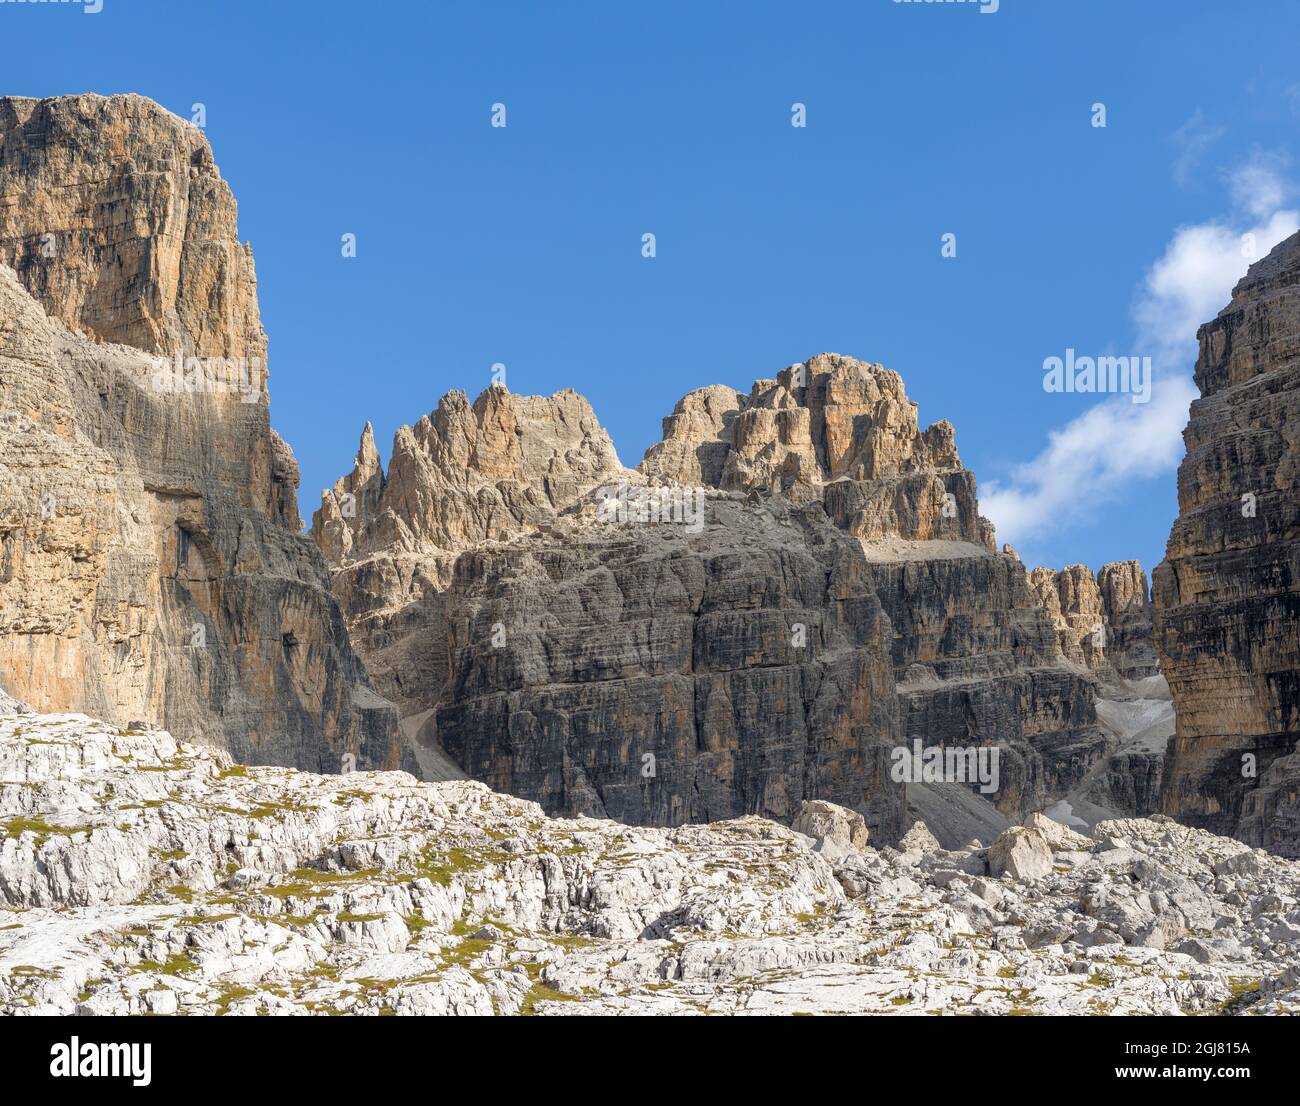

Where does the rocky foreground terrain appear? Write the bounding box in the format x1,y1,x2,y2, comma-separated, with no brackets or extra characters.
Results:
2,694,1294,1017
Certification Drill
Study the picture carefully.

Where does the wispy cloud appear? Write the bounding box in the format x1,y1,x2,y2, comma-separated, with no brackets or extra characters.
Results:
981,151,1299,554
1170,110,1225,189
1286,82,1300,119
1227,149,1291,217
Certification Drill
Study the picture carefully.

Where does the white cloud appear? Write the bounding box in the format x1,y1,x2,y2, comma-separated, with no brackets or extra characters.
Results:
980,380,1197,547
1227,151,1291,218
981,154,1299,554
1135,207,1297,366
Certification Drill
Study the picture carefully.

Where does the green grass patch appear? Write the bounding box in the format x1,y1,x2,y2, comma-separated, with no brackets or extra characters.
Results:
1,815,84,846
132,954,197,977
520,982,581,1015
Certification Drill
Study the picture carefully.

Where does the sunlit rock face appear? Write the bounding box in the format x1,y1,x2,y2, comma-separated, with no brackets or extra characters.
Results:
314,353,1123,841
1155,229,1300,855
0,93,264,364
0,94,401,773
644,355,990,544
1028,561,1159,682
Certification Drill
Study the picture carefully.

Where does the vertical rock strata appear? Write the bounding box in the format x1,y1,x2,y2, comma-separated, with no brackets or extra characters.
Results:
0,94,263,363
1027,561,1160,682
1154,230,1300,854
0,94,401,772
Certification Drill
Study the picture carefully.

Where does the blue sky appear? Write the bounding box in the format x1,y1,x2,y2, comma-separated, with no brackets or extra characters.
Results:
6,0,1300,576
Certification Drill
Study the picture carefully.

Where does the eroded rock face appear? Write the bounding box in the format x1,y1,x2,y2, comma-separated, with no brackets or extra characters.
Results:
311,386,626,720
4,708,1298,1017
1098,562,1161,680
1028,561,1159,681
1154,230,1300,855
0,94,401,773
432,490,905,833
313,354,1115,838
0,94,262,363
642,355,989,545
640,383,743,487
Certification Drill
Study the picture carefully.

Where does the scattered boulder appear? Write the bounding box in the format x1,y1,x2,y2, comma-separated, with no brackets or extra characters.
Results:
1023,811,1095,852
1214,850,1270,878
897,821,941,855
988,827,1054,881
792,799,869,859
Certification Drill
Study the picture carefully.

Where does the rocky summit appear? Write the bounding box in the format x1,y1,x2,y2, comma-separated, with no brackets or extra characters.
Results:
3,697,1298,1017
312,356,1163,843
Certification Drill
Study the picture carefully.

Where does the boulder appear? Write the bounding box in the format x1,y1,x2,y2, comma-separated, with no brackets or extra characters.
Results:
1023,811,1095,852
897,820,941,855
988,827,1054,881
792,799,869,858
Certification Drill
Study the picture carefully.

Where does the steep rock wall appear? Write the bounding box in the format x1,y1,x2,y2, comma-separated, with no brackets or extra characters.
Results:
1154,230,1300,854
0,94,401,772
314,354,1116,838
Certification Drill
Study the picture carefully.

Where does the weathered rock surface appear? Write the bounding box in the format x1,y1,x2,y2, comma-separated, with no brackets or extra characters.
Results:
987,826,1054,880
792,798,869,858
313,355,1117,840
0,94,401,773
0,94,262,364
645,356,992,545
3,706,1298,1017
1022,562,1169,821
435,486,907,834
1155,229,1300,855
1027,561,1159,682
311,386,625,720
639,383,743,488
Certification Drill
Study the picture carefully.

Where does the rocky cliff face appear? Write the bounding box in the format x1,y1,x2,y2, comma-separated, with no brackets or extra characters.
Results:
643,356,990,545
1027,561,1160,683
1154,230,1300,855
312,386,626,730
0,94,262,363
314,354,1119,841
0,94,401,772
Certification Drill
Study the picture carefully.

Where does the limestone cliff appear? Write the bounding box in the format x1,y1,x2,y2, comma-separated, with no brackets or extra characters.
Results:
0,94,401,772
0,94,262,363
312,386,625,724
314,354,1115,841
1027,561,1160,682
1154,229,1300,855
642,355,991,545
